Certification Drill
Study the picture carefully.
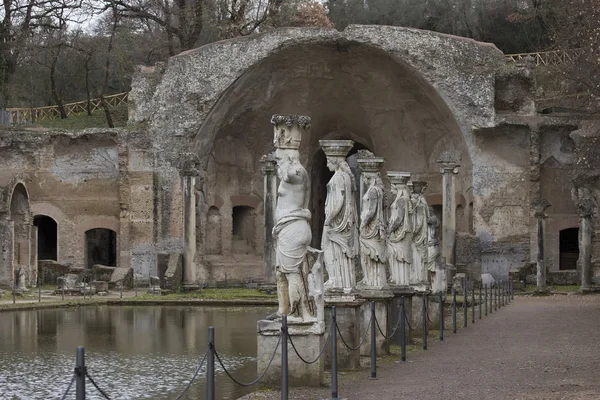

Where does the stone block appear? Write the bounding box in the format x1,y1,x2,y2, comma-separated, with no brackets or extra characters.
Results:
388,290,414,345
92,265,116,282
91,280,108,292
525,274,537,285
452,273,466,294
481,273,496,287
109,267,133,289
257,320,324,387
548,270,578,285
39,260,70,285
324,294,363,370
161,253,182,292
355,289,393,356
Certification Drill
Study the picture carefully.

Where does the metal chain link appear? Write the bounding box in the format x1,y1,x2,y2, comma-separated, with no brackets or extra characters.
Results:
404,309,415,332
85,370,111,400
59,373,76,400
287,321,332,365
374,310,402,340
214,334,281,387
175,347,209,400
336,314,372,351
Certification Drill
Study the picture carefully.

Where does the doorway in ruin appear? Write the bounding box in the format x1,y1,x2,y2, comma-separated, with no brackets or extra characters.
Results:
559,227,579,270
232,206,256,254
33,216,57,261
85,228,116,268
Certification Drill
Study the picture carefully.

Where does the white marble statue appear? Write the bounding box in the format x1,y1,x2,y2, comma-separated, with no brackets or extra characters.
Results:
320,140,359,291
357,153,387,288
387,172,412,286
410,181,429,289
267,114,318,322
427,206,445,294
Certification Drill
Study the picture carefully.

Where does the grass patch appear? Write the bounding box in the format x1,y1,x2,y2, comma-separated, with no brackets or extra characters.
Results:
36,105,127,130
524,284,580,293
137,288,276,301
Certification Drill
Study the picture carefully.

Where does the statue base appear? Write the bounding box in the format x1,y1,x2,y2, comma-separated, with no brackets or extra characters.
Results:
354,288,394,356
411,289,442,334
388,286,415,344
257,319,325,387
324,291,364,370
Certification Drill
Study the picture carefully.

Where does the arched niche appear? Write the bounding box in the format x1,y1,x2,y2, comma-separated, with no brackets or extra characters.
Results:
84,228,117,268
9,183,31,280
33,215,58,261
206,206,222,255
193,41,474,254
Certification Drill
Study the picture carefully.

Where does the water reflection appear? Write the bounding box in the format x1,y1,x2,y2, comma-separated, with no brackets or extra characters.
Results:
0,306,270,399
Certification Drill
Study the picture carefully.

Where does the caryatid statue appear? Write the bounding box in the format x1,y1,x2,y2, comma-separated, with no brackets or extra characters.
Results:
427,206,445,294
387,172,412,286
357,152,387,288
267,114,322,323
410,181,430,289
320,140,359,291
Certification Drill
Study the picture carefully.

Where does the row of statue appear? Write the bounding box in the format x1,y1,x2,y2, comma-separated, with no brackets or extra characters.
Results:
267,115,445,323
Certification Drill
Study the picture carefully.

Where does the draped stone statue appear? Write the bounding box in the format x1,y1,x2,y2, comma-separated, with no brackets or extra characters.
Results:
387,172,412,286
320,140,359,291
357,152,387,288
427,206,445,294
410,181,429,289
267,115,321,323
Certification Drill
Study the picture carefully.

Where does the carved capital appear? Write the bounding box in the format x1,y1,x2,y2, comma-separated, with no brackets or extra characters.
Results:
180,152,200,177
532,198,552,219
436,150,461,174
271,114,310,150
572,186,597,218
260,153,277,176
320,139,354,158
356,150,385,173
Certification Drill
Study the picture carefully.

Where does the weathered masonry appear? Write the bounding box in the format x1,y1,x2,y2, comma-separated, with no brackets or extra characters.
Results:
0,26,598,290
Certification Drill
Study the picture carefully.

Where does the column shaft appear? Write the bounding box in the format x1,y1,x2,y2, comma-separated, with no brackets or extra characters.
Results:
183,174,198,289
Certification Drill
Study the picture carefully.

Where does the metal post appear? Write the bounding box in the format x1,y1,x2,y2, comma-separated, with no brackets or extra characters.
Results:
370,301,377,378
207,326,215,400
511,280,514,300
494,285,497,311
400,301,407,362
38,274,41,303
463,286,467,328
75,346,85,400
471,285,475,324
12,272,16,304
485,284,488,316
479,284,482,319
120,281,123,299
62,274,65,301
281,315,289,400
439,292,444,341
331,307,339,399
452,290,457,334
504,281,507,305
422,295,428,350
134,273,138,297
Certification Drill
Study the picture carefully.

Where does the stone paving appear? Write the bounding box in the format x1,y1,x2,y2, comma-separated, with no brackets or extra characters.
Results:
242,295,600,400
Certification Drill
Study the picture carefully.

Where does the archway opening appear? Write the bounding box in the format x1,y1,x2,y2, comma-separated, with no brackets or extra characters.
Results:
85,228,117,268
231,206,256,254
33,215,57,261
559,227,579,270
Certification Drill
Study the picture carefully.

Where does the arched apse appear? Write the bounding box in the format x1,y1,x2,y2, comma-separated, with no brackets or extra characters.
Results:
194,41,474,252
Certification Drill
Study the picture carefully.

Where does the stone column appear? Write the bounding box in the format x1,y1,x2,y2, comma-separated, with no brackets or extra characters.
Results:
437,153,460,289
0,215,14,287
533,199,551,293
30,225,38,287
182,156,200,291
260,153,277,284
574,187,596,291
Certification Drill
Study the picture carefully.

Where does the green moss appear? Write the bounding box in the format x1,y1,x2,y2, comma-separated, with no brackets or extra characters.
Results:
36,105,128,130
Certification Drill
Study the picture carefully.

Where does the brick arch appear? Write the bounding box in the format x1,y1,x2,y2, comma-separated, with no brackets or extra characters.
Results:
547,217,580,233
30,202,67,226
75,217,120,235
230,194,261,209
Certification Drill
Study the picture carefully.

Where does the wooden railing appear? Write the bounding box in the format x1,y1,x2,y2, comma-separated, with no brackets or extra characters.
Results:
6,92,129,124
505,49,584,66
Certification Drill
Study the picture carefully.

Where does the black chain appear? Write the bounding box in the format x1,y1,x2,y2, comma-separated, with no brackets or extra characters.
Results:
214,334,281,387
85,370,111,399
175,348,209,400
336,314,372,351
374,310,402,340
404,310,415,332
59,373,76,400
287,321,332,364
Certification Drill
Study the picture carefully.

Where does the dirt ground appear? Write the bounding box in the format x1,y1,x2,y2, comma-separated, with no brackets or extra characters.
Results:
240,295,600,400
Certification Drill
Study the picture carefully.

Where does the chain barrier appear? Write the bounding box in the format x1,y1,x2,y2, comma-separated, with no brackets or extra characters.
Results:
336,314,372,351
404,309,415,332
374,309,402,340
215,335,281,387
288,321,332,365
85,370,111,399
174,348,209,400
59,373,76,400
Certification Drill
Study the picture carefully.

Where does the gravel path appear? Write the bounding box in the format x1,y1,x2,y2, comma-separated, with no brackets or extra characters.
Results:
240,295,600,400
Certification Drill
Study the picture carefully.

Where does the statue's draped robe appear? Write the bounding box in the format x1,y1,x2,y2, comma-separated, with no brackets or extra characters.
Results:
411,196,429,285
359,184,387,287
388,192,412,285
274,208,312,274
322,171,358,289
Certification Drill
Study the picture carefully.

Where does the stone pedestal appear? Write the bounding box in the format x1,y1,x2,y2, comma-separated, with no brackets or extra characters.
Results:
410,291,441,335
257,320,325,387
389,286,414,344
355,289,393,356
324,292,364,370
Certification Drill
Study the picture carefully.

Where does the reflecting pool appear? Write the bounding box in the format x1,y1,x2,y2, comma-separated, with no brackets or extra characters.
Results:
0,305,271,399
